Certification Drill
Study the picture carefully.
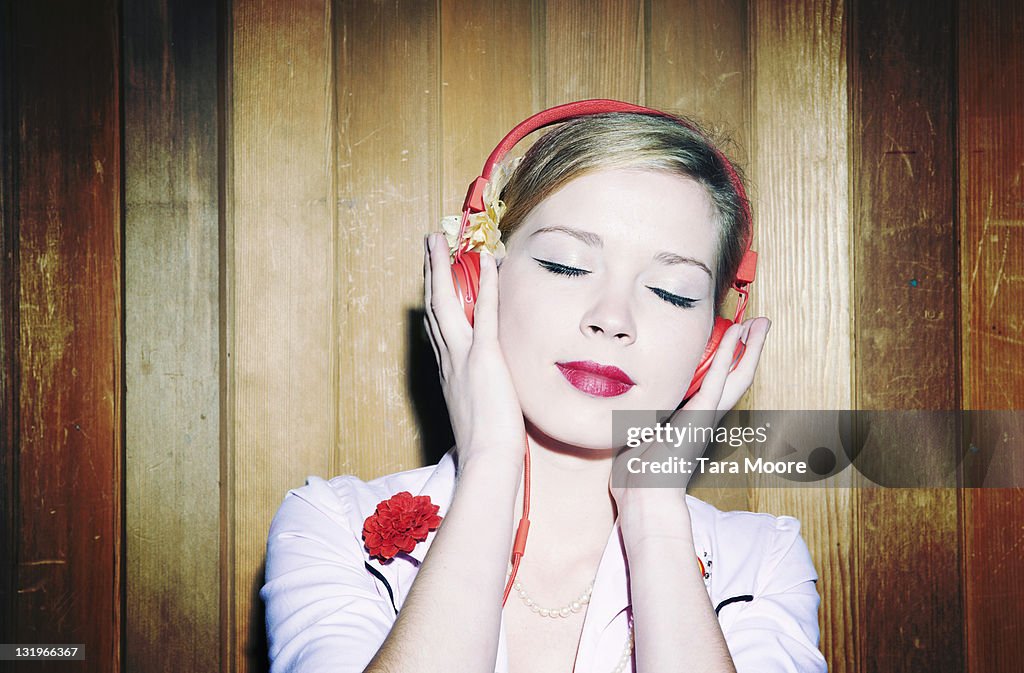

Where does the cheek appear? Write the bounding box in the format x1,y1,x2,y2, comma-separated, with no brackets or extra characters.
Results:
496,264,568,336
496,267,528,335
645,314,716,402
495,266,541,361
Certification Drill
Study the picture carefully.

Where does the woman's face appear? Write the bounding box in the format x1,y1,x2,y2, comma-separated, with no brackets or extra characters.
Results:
497,167,719,450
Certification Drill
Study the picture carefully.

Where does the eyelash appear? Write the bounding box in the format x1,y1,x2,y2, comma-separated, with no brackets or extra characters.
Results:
533,258,697,309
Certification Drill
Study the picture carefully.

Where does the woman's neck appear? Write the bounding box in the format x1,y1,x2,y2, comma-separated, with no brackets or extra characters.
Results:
507,424,620,571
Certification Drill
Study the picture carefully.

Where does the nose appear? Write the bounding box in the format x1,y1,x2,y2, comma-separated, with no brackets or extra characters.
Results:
580,290,636,345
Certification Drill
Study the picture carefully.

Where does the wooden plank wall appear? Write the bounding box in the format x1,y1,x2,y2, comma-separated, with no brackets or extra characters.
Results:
123,1,222,672
3,2,123,672
1,1,1021,672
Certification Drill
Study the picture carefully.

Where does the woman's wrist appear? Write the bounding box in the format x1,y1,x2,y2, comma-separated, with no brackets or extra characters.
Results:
455,447,524,485
618,489,694,550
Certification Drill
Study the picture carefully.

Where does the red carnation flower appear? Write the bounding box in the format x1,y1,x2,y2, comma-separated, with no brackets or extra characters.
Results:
362,491,443,562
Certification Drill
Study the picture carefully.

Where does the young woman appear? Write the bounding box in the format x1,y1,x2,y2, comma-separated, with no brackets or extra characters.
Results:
261,102,827,673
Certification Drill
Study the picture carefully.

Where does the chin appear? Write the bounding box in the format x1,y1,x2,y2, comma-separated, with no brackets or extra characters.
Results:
521,394,624,452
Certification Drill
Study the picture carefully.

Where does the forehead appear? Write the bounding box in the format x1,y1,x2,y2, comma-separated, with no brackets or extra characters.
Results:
513,168,718,260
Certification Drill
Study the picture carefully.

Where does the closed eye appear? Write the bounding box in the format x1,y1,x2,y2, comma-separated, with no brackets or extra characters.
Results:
535,258,698,309
647,286,697,309
534,258,590,277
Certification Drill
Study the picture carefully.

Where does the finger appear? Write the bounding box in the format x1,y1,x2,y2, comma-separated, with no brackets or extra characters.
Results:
719,318,770,409
471,250,499,344
729,318,768,381
684,321,746,411
423,236,451,378
428,233,471,353
422,313,442,370
706,321,747,391
423,234,433,315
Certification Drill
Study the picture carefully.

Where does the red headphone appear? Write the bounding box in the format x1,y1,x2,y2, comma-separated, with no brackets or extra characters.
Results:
445,99,758,605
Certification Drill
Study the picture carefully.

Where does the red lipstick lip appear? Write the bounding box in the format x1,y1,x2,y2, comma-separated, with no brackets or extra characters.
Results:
557,360,635,385
556,361,636,398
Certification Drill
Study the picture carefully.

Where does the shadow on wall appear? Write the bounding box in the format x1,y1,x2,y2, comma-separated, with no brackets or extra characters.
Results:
406,307,457,467
249,562,269,673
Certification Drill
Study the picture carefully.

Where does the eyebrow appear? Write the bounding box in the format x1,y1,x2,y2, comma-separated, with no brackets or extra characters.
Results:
529,225,713,278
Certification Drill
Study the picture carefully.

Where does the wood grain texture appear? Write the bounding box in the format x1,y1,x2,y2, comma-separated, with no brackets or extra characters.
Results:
123,1,221,671
11,1,122,671
0,0,17,652
959,0,1024,406
851,0,960,411
646,0,748,165
850,2,964,672
440,0,535,216
334,0,439,479
646,0,750,513
543,0,645,104
747,2,852,672
229,1,336,671
959,0,1024,669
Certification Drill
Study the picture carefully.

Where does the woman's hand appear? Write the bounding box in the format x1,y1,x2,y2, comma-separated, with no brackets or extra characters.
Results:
612,319,768,673
609,318,771,512
423,232,527,472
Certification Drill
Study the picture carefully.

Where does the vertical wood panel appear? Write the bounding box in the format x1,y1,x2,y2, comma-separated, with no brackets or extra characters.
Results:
543,0,645,103
959,0,1024,669
11,1,122,671
747,2,852,672
849,2,963,672
335,0,439,477
0,0,18,653
230,1,335,671
123,1,221,671
959,0,1024,401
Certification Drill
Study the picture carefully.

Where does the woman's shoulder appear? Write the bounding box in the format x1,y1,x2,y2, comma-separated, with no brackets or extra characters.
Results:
684,494,818,595
685,494,806,543
683,498,825,671
269,450,457,535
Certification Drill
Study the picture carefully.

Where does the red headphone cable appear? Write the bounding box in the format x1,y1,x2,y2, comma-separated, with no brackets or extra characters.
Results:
502,436,531,606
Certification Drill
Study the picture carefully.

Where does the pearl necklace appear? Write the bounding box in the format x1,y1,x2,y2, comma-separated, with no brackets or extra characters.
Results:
505,568,635,673
506,566,594,618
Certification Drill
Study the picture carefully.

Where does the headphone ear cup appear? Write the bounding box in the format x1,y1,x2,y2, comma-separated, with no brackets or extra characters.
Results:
450,251,482,327
682,317,737,402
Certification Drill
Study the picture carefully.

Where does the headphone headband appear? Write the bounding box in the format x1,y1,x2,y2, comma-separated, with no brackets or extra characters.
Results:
480,100,663,178
458,99,756,293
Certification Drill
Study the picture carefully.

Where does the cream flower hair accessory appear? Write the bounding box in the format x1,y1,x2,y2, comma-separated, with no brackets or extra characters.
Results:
441,156,523,261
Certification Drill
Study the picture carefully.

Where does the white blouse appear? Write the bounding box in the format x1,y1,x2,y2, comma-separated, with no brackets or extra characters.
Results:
261,449,828,672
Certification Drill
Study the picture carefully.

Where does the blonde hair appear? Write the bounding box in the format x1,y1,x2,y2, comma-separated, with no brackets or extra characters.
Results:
499,113,750,311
